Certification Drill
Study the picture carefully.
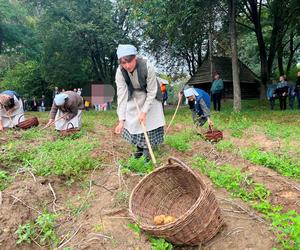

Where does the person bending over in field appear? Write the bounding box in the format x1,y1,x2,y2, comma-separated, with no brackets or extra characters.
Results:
0,90,24,131
45,91,84,131
180,86,213,130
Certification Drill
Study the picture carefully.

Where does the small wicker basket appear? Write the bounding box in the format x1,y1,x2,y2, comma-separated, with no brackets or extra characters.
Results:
59,122,79,137
129,157,224,246
204,129,223,142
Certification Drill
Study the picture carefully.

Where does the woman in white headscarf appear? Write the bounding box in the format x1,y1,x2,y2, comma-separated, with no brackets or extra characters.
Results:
181,86,213,127
45,91,84,131
114,44,165,161
0,90,24,131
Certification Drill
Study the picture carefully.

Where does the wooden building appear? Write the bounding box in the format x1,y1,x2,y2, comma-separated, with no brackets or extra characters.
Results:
187,56,260,99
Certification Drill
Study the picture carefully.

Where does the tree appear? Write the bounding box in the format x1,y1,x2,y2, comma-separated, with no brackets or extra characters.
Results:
238,0,300,98
228,0,241,111
0,60,46,97
125,0,219,76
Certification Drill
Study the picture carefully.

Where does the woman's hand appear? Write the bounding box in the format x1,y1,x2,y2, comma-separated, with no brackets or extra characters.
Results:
6,109,13,116
45,119,54,128
115,121,124,134
207,117,214,128
0,122,3,131
139,112,147,125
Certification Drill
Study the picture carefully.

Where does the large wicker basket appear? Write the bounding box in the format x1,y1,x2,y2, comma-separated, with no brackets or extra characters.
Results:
129,157,224,246
16,117,39,130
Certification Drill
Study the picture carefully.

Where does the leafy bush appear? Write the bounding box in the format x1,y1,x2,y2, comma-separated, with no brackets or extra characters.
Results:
150,238,173,250
16,213,59,247
121,156,154,175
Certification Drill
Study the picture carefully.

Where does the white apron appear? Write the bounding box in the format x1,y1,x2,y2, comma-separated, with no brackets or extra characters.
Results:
55,110,82,131
0,100,25,128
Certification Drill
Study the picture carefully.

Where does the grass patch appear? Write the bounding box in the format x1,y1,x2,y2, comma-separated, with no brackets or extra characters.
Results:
193,157,300,249
165,129,199,152
121,156,154,175
242,147,300,180
0,170,13,191
24,139,100,178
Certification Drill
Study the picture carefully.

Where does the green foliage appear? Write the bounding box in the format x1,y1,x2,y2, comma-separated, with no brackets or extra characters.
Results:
15,223,35,244
21,128,44,140
0,170,12,191
214,112,252,138
150,237,173,250
121,156,154,175
128,223,141,236
242,147,300,180
0,61,46,97
0,141,32,169
269,210,300,250
16,213,59,247
96,111,118,127
24,139,100,177
165,129,199,151
193,156,300,249
194,157,270,203
262,121,300,141
215,140,235,152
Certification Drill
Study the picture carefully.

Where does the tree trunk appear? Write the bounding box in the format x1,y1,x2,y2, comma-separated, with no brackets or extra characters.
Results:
208,31,213,80
229,0,241,111
277,36,284,75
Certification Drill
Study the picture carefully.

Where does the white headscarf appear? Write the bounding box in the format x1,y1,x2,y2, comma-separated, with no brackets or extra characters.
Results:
117,44,137,59
183,87,199,98
54,93,68,106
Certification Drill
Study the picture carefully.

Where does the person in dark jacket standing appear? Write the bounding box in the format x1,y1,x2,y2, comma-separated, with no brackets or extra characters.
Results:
30,96,38,111
274,75,289,110
210,72,224,111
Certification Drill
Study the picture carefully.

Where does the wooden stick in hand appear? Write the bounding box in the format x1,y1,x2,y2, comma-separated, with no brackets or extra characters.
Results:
40,113,68,131
133,98,156,164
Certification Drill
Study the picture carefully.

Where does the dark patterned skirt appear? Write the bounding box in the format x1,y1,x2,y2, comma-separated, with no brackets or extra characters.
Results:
122,126,164,148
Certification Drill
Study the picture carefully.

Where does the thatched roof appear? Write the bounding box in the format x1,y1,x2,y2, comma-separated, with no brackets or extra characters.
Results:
187,56,259,85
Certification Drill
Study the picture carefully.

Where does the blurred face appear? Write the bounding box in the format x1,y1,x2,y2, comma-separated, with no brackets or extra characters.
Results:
298,71,300,77
120,55,137,73
187,95,195,101
214,74,219,80
279,76,284,81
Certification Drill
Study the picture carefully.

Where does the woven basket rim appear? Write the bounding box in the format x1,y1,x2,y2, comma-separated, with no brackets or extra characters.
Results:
16,116,39,128
129,157,209,230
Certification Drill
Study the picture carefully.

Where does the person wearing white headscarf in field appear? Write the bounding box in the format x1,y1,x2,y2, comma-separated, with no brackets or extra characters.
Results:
180,86,213,127
45,91,84,131
0,90,24,131
114,44,165,161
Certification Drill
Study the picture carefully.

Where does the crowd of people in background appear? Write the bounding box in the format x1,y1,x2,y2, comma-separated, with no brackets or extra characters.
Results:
267,72,300,110
22,87,83,112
